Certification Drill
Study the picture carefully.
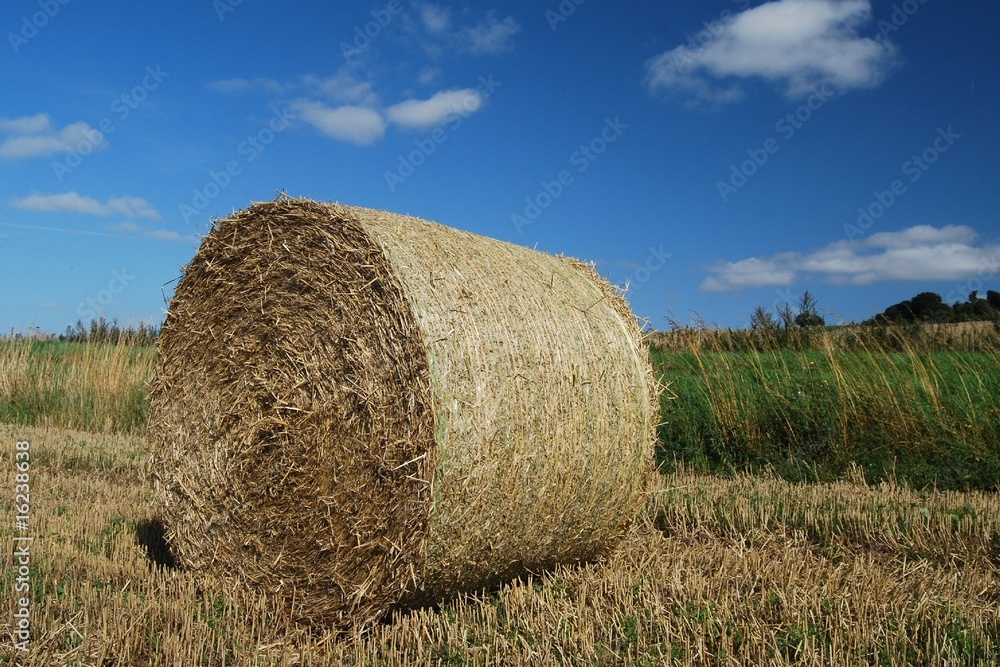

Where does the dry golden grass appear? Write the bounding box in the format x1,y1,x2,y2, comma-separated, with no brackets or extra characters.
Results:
0,339,154,434
2,424,997,665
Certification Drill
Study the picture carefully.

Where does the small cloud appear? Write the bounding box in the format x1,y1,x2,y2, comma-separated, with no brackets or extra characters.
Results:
402,7,520,57
461,12,521,55
106,221,198,244
12,192,161,219
301,70,379,105
289,99,386,145
418,66,442,85
416,3,451,34
106,221,142,233
385,89,482,129
210,65,378,106
207,77,288,95
148,229,183,241
647,0,898,104
701,224,1000,291
106,196,161,220
0,113,51,135
0,114,108,160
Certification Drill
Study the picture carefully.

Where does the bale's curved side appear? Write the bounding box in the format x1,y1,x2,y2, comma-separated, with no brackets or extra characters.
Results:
350,207,657,604
148,198,657,626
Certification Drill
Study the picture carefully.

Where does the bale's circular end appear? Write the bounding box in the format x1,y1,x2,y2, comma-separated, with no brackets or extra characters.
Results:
149,200,436,625
148,198,658,627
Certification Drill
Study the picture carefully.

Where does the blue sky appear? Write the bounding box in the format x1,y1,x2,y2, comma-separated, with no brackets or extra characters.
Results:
1,0,998,334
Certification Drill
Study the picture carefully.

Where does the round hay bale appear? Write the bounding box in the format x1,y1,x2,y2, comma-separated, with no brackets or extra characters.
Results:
148,197,658,627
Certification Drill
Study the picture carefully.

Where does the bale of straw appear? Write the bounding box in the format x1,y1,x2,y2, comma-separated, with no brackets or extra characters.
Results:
148,197,658,627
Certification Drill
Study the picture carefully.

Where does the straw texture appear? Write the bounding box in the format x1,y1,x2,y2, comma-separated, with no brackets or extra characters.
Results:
148,197,657,627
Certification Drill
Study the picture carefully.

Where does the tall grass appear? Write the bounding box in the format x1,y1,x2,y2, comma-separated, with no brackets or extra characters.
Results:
0,338,155,434
652,323,1000,490
3,323,999,489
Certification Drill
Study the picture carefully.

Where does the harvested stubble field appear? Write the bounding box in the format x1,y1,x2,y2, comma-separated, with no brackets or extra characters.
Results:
1,337,999,665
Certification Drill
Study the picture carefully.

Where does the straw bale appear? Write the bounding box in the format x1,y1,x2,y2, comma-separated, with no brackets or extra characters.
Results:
148,197,658,626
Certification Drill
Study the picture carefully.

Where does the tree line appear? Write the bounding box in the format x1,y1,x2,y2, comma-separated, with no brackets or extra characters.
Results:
751,289,1000,331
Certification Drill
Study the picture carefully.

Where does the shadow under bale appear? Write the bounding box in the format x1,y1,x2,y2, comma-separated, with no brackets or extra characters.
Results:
136,518,177,569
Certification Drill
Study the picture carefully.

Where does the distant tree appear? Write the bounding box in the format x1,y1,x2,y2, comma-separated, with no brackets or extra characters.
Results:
987,290,1000,311
794,290,825,328
750,306,780,332
880,292,953,323
58,317,159,346
795,311,826,328
776,302,796,330
954,290,995,322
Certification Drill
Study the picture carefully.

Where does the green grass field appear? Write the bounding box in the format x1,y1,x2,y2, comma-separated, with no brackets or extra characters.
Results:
3,324,1000,490
654,346,1000,490
0,330,998,664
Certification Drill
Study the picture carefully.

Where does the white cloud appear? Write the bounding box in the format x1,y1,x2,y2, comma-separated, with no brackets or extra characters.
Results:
401,7,520,57
107,221,142,233
106,221,198,244
106,196,161,219
289,100,386,145
417,3,451,34
418,66,442,85
385,89,482,129
0,114,108,160
0,113,51,135
701,225,1000,291
461,12,521,55
209,66,378,106
301,70,378,105
647,0,897,103
12,192,161,220
211,59,491,144
207,78,288,95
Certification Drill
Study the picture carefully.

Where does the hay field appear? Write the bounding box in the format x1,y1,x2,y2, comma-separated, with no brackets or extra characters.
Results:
1,336,999,664
2,421,998,665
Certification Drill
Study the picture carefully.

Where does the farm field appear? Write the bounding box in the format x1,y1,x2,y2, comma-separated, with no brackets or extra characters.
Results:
1,333,999,665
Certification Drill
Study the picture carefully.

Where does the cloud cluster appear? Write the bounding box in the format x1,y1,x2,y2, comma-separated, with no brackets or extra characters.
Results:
384,89,482,129
209,69,378,107
410,3,521,56
286,86,483,145
0,113,107,160
212,64,487,145
701,225,1000,291
12,192,160,219
105,221,198,244
209,4,517,146
647,0,897,103
7,192,197,243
